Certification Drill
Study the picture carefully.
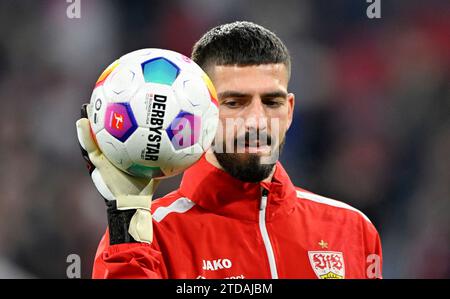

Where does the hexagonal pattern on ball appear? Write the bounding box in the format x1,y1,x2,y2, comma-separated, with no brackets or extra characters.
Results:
102,64,142,103
104,102,138,142
166,111,201,151
141,57,180,85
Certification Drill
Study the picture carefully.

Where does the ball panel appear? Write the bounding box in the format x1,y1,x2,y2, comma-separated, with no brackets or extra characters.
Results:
96,129,133,170
160,143,203,177
166,111,201,150
104,102,138,142
141,57,180,86
123,127,148,164
102,63,142,103
126,164,164,178
172,71,210,115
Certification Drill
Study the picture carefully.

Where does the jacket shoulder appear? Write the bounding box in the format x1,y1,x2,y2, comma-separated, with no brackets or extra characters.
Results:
294,187,374,226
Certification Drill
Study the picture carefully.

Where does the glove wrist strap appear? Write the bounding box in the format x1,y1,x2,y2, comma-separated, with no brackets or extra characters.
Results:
106,201,137,245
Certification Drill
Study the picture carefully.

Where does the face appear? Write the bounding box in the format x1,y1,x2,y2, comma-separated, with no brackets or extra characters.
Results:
208,63,295,182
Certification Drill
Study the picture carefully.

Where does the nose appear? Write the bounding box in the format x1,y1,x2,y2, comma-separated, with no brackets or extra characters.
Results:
245,96,267,131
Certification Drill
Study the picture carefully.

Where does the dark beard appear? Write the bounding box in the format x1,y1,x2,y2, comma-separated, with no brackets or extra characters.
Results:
214,152,275,182
213,138,286,183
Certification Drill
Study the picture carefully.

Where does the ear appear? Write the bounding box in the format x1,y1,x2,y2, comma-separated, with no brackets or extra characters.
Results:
286,93,295,130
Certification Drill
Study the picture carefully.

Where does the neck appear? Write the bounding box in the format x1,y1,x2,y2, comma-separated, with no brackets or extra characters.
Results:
204,148,276,183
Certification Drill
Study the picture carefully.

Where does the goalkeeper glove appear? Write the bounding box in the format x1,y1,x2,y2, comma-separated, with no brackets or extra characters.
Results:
76,104,159,244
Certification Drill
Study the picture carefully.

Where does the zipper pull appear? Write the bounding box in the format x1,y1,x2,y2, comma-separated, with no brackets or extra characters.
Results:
260,189,269,210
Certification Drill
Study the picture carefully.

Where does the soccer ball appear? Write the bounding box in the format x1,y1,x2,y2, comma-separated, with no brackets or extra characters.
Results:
87,48,219,179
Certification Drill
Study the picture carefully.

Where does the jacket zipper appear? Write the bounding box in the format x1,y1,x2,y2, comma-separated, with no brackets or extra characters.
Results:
259,188,278,278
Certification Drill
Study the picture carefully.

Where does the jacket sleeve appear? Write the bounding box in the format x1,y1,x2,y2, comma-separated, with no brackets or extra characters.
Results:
92,229,168,279
363,220,383,279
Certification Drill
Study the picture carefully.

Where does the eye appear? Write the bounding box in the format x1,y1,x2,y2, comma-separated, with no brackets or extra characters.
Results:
264,99,283,108
222,100,241,108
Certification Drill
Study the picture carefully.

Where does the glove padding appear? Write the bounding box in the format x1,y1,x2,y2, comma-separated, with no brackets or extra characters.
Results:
76,104,159,244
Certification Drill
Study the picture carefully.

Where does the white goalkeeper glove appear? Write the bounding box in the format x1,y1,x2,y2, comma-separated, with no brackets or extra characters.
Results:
76,104,159,244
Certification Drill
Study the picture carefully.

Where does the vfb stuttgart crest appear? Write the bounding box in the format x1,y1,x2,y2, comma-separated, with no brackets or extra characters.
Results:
308,251,345,279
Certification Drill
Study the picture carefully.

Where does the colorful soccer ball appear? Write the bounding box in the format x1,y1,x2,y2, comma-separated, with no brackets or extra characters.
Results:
87,48,219,179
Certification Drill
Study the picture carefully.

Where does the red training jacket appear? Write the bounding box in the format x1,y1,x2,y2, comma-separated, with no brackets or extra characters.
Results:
92,155,383,279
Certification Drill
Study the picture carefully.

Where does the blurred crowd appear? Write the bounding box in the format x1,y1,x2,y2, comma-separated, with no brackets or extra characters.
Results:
0,0,448,278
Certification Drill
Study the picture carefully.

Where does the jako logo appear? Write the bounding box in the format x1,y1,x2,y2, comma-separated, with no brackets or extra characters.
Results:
202,259,232,271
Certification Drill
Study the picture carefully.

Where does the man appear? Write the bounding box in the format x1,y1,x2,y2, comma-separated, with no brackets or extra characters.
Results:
77,21,382,279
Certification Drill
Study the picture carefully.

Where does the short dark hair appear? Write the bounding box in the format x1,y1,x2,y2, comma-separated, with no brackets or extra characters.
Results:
191,21,291,77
